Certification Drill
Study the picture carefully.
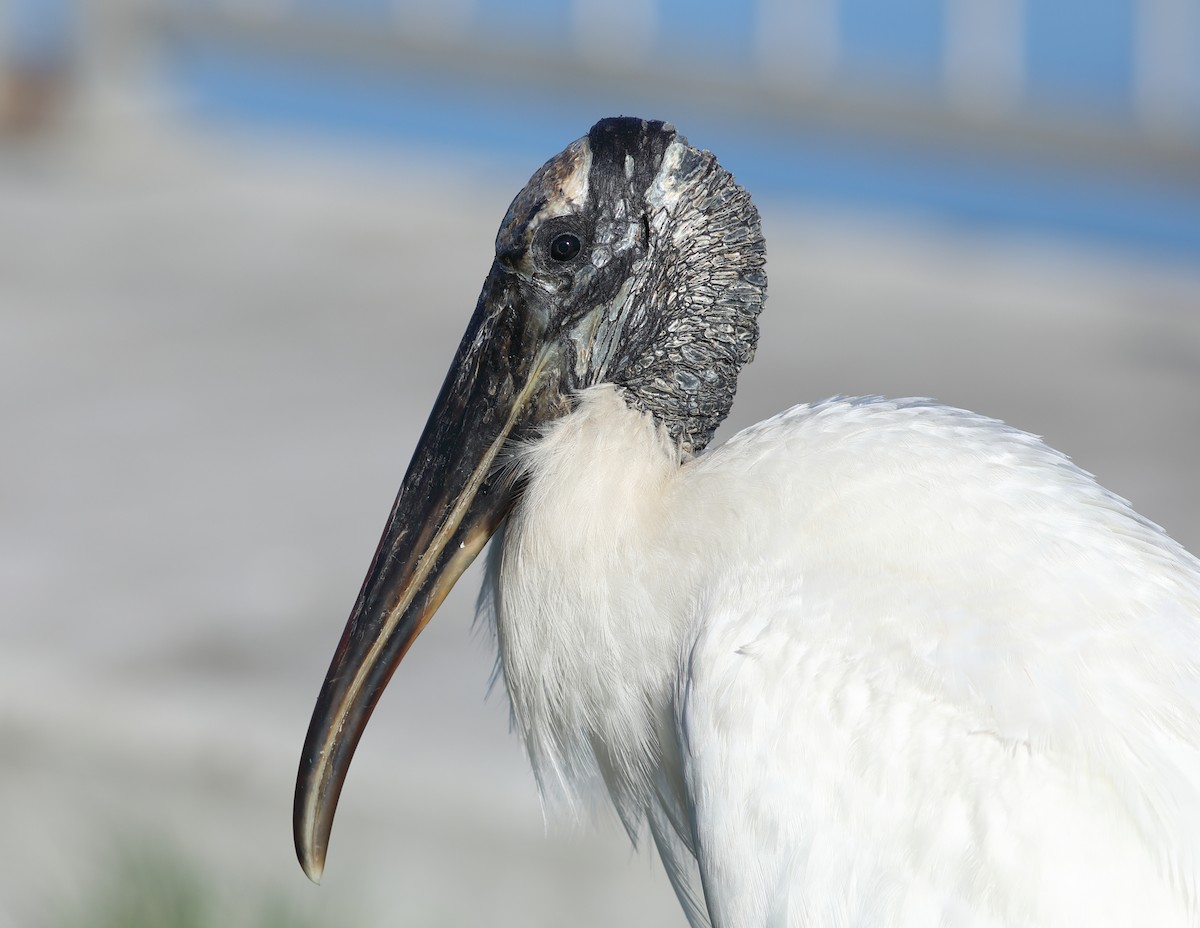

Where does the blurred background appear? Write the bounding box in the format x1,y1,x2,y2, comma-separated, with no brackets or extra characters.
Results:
2,1,1198,926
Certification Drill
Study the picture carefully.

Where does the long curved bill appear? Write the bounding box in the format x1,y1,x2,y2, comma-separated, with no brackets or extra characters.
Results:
293,263,563,881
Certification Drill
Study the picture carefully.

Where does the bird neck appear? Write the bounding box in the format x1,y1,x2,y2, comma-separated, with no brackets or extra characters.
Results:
613,142,766,455
483,384,693,828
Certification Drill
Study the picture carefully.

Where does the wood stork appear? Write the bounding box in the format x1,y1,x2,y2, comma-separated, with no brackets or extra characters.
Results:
294,117,1200,926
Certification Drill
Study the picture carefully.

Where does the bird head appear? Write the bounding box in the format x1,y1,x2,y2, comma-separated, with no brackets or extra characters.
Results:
293,117,766,881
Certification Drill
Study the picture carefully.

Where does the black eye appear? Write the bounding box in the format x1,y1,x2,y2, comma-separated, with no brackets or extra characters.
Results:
549,232,582,262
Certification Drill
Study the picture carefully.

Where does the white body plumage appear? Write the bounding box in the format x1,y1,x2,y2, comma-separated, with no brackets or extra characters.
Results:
487,385,1200,927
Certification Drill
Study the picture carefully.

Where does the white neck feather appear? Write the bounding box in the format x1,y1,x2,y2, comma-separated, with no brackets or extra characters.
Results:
480,385,692,829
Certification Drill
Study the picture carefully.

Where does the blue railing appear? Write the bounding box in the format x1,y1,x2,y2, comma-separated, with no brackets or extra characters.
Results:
156,0,1199,129
9,0,1197,252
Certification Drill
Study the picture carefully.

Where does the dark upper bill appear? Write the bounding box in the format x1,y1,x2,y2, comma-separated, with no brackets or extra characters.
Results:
292,259,568,881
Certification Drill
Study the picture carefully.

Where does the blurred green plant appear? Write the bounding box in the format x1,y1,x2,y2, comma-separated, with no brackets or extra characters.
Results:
51,841,333,928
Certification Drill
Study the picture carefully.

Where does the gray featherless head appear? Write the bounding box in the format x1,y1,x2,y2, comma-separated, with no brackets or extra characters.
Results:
495,117,767,455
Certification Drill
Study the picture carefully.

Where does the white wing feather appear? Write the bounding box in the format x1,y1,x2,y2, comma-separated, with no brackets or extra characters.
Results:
675,398,1200,926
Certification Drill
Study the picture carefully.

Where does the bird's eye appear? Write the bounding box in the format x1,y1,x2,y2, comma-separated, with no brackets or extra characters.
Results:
549,232,582,262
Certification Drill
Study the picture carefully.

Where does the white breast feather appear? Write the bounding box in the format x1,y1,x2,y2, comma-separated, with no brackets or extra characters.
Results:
480,386,1200,927
485,385,691,828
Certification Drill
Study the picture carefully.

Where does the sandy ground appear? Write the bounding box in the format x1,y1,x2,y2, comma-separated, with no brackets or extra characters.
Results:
1,107,1198,927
